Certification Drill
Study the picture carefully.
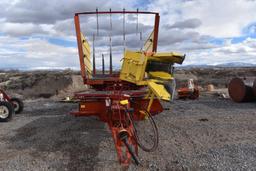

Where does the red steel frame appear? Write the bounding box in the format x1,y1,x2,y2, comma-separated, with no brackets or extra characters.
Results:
72,10,162,165
0,89,18,109
71,91,163,165
71,91,163,121
74,10,160,89
0,89,12,102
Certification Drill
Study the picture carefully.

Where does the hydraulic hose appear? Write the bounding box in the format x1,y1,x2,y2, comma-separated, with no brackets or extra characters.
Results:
126,99,159,152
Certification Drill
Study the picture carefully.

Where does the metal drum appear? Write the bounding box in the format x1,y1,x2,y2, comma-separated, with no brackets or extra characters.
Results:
228,77,255,102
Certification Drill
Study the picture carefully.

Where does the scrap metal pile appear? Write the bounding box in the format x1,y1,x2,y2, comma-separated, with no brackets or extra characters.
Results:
71,9,185,166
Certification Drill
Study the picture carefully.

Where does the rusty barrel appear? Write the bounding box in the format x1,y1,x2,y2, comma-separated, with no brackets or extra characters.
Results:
228,77,255,102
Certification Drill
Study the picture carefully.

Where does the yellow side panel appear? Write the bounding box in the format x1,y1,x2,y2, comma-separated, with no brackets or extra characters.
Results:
148,52,185,64
143,30,154,52
119,50,148,85
120,100,129,105
147,80,171,101
81,33,92,74
148,71,173,80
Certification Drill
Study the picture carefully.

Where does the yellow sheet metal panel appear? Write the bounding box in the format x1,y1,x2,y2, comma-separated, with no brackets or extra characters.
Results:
81,33,91,55
143,30,154,52
120,100,129,105
119,50,148,85
80,33,92,75
148,71,173,80
148,52,185,64
147,80,171,101
82,52,92,73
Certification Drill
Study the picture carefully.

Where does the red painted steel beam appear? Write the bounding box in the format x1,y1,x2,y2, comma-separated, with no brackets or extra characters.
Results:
75,11,159,15
153,14,160,52
74,15,86,84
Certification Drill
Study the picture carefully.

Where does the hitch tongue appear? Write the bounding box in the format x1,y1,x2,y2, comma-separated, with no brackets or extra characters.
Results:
118,130,140,165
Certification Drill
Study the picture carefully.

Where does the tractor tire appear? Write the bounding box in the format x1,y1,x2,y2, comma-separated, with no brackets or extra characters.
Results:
10,98,24,114
0,101,14,122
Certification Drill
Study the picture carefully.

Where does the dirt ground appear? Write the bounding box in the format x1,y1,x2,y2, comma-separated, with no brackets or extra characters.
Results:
0,93,256,171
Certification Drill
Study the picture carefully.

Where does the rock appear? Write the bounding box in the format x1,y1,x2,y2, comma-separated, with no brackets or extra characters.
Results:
207,84,215,92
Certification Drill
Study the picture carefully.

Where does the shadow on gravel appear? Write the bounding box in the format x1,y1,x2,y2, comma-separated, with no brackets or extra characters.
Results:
24,101,76,117
7,109,108,170
198,99,256,110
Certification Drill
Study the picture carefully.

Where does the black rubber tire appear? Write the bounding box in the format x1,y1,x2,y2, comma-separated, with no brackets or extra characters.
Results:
10,98,24,114
0,101,14,122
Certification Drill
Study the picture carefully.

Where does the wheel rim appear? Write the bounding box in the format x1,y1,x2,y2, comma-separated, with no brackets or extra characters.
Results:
12,101,19,112
0,105,9,119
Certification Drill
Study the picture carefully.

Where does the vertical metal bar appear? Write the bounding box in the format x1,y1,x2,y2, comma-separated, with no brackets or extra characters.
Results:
109,37,112,75
136,8,139,35
123,8,126,53
109,8,113,75
147,92,155,112
102,54,105,75
109,9,112,36
74,14,86,84
92,34,96,75
96,8,99,36
140,31,143,51
153,13,160,52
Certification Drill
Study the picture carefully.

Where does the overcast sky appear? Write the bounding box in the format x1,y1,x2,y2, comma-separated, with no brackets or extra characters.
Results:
0,0,256,70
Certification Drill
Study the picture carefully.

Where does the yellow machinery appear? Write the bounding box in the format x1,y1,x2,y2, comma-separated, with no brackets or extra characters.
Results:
120,49,185,110
73,10,185,166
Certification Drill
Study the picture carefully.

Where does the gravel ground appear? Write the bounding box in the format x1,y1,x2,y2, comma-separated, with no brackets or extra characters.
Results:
0,94,256,171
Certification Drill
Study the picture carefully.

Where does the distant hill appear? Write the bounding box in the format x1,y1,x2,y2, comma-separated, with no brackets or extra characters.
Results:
0,62,255,71
179,62,256,68
215,62,256,67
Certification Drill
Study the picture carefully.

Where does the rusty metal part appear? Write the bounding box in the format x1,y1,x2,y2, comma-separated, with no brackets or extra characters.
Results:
228,77,255,103
177,79,199,100
177,87,199,100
